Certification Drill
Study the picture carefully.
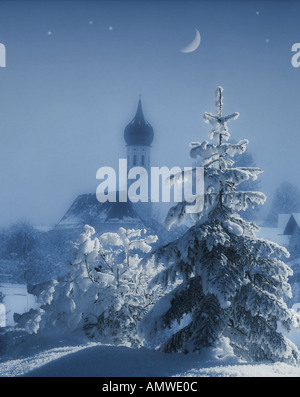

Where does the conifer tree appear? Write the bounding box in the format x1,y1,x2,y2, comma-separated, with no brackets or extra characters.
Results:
14,225,159,348
84,227,159,347
139,87,300,364
14,225,112,335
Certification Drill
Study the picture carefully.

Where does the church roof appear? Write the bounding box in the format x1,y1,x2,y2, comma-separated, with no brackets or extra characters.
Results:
124,99,154,146
57,192,144,230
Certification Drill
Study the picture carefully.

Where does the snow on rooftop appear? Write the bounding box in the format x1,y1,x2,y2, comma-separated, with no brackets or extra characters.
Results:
278,214,291,231
291,213,300,228
57,193,144,230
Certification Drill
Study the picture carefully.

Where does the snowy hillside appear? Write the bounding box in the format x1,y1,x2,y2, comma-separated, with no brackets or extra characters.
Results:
1,334,300,377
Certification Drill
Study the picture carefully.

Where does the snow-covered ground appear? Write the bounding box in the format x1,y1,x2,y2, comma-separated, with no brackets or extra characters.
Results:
0,283,38,327
1,332,300,377
1,284,300,377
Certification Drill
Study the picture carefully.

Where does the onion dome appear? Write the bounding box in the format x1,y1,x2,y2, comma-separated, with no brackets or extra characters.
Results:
124,99,154,146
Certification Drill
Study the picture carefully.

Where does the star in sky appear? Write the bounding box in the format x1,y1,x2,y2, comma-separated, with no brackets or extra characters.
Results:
47,31,52,35
108,26,113,31
89,21,93,25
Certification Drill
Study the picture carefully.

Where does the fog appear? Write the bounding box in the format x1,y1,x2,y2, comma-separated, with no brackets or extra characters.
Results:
0,0,299,227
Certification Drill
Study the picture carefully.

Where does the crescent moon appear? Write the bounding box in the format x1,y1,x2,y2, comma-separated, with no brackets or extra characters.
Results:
181,29,201,53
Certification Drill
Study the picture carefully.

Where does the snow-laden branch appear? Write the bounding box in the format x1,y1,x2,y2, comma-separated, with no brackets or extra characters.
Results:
190,139,249,161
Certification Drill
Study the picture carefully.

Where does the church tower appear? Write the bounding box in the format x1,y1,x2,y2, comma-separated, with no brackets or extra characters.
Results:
124,98,154,174
124,98,154,220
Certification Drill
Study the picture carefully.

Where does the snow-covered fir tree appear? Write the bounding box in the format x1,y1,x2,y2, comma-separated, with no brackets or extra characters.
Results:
84,227,159,347
192,140,261,222
0,291,4,328
139,87,300,364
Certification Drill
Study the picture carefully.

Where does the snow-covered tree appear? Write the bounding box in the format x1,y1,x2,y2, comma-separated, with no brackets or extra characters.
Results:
192,141,261,222
0,292,4,328
0,221,73,285
265,181,300,226
3,220,37,261
83,227,160,347
231,144,262,221
14,225,112,335
14,225,159,347
139,87,300,364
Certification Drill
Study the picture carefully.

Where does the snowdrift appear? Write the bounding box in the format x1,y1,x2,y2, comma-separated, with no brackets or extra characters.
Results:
1,336,300,377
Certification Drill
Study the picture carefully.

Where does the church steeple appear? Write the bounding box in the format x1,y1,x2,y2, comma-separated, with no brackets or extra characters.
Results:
124,99,154,147
124,98,154,220
135,98,144,120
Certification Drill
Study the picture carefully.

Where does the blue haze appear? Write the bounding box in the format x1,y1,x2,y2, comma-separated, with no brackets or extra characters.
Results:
0,0,299,226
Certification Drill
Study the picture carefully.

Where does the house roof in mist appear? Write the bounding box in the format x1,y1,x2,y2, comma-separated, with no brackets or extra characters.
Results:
283,213,300,235
278,214,291,231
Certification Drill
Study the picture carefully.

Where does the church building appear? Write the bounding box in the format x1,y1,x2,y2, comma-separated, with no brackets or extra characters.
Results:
125,97,154,172
57,98,154,232
124,97,154,221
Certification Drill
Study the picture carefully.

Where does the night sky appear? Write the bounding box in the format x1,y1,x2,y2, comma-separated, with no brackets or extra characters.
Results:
0,0,299,227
